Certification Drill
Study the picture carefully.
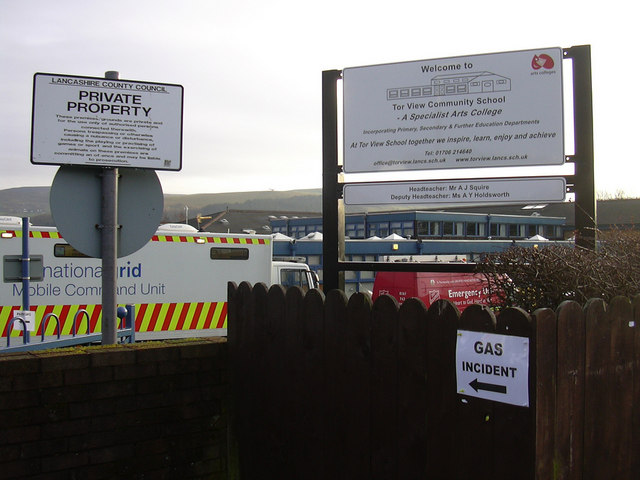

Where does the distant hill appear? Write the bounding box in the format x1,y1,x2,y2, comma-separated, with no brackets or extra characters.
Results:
0,187,52,224
0,186,323,226
163,189,322,221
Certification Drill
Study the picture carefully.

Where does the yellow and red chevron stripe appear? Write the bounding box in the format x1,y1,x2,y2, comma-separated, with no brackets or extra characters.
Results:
151,234,269,245
0,230,63,239
135,301,227,331
1,304,100,337
0,302,227,337
1,229,268,245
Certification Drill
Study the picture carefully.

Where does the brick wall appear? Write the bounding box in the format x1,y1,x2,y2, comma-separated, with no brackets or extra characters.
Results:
0,338,228,479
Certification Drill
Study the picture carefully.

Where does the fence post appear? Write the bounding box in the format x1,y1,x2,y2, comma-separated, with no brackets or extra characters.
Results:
298,288,326,480
396,298,429,479
554,300,585,480
583,298,609,480
344,292,373,479
425,300,460,478
248,282,272,476
606,296,635,478
532,307,557,480
230,281,265,479
281,287,305,479
226,282,240,480
371,295,399,480
455,304,496,479
323,289,366,478
633,294,640,478
584,297,634,478
494,307,533,480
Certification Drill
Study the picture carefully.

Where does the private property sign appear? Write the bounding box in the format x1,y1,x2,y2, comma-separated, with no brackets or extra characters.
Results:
343,48,564,173
31,73,183,170
456,330,530,407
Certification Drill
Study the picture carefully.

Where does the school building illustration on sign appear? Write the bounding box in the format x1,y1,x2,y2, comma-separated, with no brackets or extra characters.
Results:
387,71,512,100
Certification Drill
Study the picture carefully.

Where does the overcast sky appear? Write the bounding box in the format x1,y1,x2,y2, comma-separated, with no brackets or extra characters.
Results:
1,0,637,197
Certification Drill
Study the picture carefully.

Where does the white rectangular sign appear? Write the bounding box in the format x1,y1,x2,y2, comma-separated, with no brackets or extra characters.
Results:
343,177,566,206
343,48,564,173
456,330,529,407
14,310,36,332
31,73,183,170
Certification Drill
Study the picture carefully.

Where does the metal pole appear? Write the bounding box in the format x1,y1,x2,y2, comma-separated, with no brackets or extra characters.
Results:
101,70,120,344
126,304,136,343
322,70,342,292
21,216,30,342
565,45,596,249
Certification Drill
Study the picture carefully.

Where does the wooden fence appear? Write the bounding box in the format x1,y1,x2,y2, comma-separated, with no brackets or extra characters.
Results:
227,282,640,480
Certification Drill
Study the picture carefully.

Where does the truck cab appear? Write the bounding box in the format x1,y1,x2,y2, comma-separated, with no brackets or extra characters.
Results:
271,260,319,291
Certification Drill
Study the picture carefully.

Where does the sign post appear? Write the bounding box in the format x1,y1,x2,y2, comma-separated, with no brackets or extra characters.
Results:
565,45,596,249
32,70,182,344
98,71,119,344
21,217,31,341
322,69,344,293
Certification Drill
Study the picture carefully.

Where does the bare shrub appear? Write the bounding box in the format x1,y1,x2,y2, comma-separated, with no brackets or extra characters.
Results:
475,229,640,311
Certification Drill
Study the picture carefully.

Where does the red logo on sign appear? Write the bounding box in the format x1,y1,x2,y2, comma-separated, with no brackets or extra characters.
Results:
429,289,440,304
531,54,554,70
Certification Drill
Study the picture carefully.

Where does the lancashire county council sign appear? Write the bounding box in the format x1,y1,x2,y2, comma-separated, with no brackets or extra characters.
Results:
31,73,183,171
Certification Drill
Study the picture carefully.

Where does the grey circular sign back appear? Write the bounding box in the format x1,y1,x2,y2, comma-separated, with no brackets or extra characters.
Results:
50,166,164,258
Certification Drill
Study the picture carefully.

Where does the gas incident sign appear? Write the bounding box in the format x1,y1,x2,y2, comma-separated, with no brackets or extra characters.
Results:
31,73,183,170
456,330,529,407
342,48,564,173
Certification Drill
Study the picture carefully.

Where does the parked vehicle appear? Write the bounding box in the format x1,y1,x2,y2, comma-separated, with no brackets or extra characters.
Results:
1,218,317,339
372,270,496,311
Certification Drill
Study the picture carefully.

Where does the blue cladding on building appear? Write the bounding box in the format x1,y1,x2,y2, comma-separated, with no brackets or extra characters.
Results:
270,210,567,295
271,210,565,241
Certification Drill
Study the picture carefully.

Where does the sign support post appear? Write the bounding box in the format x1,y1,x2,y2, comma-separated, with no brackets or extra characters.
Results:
564,45,596,250
322,69,343,293
21,217,31,342
100,166,118,344
100,70,120,345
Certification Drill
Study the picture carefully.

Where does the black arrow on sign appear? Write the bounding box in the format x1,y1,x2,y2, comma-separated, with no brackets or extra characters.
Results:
470,378,507,394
